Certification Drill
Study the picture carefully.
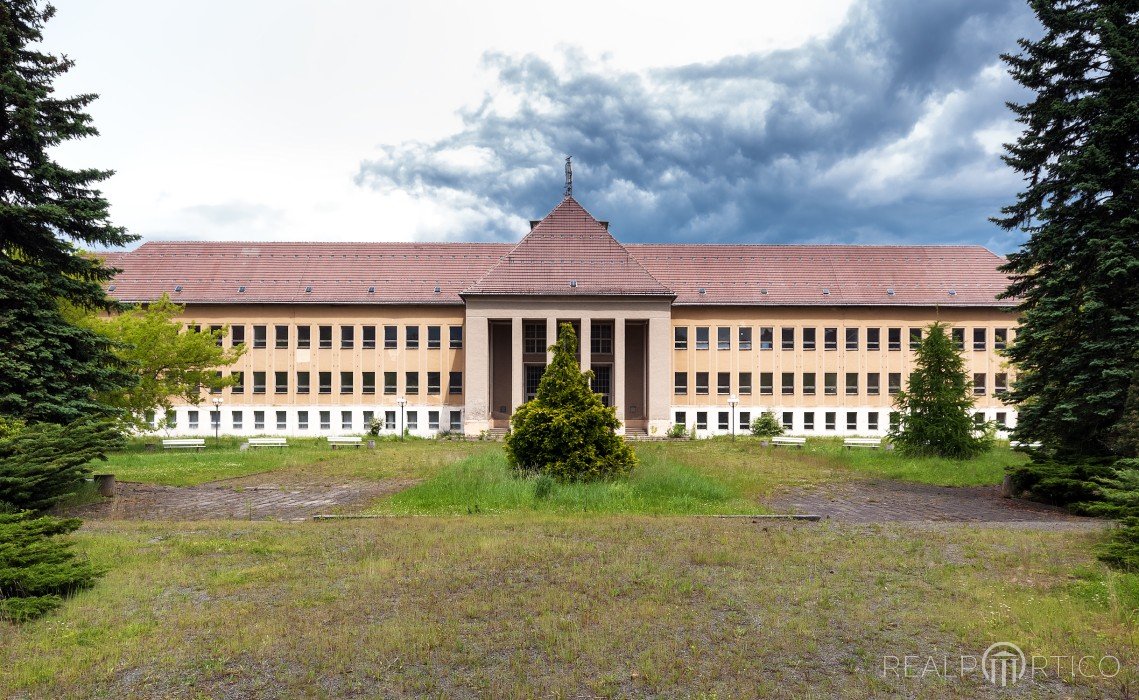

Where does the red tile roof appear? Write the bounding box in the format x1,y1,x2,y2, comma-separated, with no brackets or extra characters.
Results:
101,199,1013,307
462,197,673,297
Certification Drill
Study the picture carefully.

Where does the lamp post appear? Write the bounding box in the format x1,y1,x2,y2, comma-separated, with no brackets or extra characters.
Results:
728,394,739,440
212,397,223,445
396,396,407,441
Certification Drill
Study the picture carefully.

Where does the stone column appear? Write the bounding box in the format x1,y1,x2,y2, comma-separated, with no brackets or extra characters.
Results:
580,316,591,379
546,317,557,365
614,317,626,428
647,315,672,434
464,315,489,433
511,317,524,412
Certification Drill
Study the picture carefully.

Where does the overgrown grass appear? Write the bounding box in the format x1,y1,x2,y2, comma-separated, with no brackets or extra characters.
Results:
802,438,1027,487
0,518,1134,698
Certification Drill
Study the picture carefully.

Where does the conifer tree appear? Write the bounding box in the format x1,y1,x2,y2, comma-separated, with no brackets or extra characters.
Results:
994,0,1139,459
505,323,637,481
0,512,104,622
889,323,991,459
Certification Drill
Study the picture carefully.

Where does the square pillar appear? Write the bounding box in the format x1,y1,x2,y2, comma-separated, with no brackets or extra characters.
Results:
463,316,490,433
511,317,524,412
647,316,672,434
546,317,557,364
614,318,626,426
580,316,592,378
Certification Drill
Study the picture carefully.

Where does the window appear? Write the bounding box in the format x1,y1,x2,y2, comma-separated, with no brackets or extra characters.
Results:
449,371,463,394
362,326,376,349
804,412,815,431
341,326,354,349
297,325,310,349
319,325,332,349
591,322,613,354
973,328,986,351
781,372,795,395
739,411,751,432
275,325,289,349
888,327,901,351
427,372,441,395
995,373,1008,395
253,325,266,349
973,373,986,396
384,325,397,349
825,411,836,431
718,412,729,431
275,371,288,394
909,327,922,350
739,372,752,395
846,412,857,431
803,328,816,350
384,372,397,395
845,328,858,351
760,372,773,396
803,372,816,396
695,372,709,395
717,372,730,395
867,372,880,396
696,412,708,430
276,411,287,431
363,410,374,430
524,323,547,354
674,327,688,350
296,371,310,394
781,412,793,430
717,327,730,350
824,372,837,396
252,411,263,430
405,372,419,395
232,410,243,430
362,372,375,395
888,372,902,395
974,412,985,428
210,325,222,347
591,366,612,405
746,327,760,351
320,411,331,430
341,411,352,431
674,411,687,428
405,326,419,349
318,372,331,395
231,371,244,394
428,411,439,430
952,327,965,350
525,365,544,401
867,328,880,351
674,372,687,395
450,411,462,431
994,328,1008,350
781,327,794,350
406,411,417,430
340,371,353,394
427,326,441,349
385,411,396,430
824,327,837,350
890,412,901,430
868,412,879,431
253,371,266,394
995,412,1007,428
211,371,222,394
211,409,221,428
695,327,709,350
231,325,245,347
449,325,463,349
297,411,308,430
845,372,858,396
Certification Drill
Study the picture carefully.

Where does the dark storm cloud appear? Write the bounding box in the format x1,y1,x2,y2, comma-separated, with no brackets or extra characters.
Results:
355,0,1040,250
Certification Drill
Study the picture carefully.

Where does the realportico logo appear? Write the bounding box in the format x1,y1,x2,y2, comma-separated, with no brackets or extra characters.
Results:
882,641,1121,686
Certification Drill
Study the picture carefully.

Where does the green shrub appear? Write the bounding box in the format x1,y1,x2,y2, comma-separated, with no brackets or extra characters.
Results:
505,324,636,482
666,423,687,439
750,411,784,438
1006,458,1116,507
0,512,104,622
0,419,123,512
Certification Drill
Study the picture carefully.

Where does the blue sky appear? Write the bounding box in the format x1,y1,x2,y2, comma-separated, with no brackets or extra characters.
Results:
48,0,1040,252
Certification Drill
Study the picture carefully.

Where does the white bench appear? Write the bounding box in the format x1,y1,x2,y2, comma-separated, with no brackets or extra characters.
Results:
162,438,205,451
246,437,288,448
1009,440,1042,449
844,437,882,449
771,436,807,448
327,436,362,449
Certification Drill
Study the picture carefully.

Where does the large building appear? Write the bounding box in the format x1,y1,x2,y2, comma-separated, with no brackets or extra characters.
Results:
104,193,1018,438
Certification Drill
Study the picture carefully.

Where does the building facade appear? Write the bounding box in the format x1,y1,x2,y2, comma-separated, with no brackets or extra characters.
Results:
105,196,1018,438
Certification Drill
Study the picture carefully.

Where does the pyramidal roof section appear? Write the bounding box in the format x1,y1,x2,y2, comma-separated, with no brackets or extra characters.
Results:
462,196,674,296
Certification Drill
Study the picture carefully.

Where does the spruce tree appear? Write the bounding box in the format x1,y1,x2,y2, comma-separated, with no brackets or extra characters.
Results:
0,512,104,622
0,1,137,424
994,0,1139,459
889,323,991,459
505,323,637,481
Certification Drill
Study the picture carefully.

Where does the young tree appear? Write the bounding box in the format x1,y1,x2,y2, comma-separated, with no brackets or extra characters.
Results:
505,323,637,481
750,411,784,439
0,1,137,425
889,322,991,459
0,512,104,622
994,0,1139,459
78,295,245,430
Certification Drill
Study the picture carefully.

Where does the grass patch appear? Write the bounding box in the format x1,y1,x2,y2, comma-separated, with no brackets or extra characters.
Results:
803,438,1027,487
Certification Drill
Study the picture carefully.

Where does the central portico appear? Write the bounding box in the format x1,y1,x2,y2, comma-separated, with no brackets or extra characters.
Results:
461,196,676,435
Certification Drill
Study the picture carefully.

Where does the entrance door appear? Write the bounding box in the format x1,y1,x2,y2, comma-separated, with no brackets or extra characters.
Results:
489,321,512,428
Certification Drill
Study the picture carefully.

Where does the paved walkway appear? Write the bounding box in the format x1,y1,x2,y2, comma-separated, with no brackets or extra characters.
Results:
68,476,415,522
765,479,1107,528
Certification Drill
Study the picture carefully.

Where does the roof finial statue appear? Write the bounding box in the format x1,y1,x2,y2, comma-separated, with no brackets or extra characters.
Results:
564,155,573,197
